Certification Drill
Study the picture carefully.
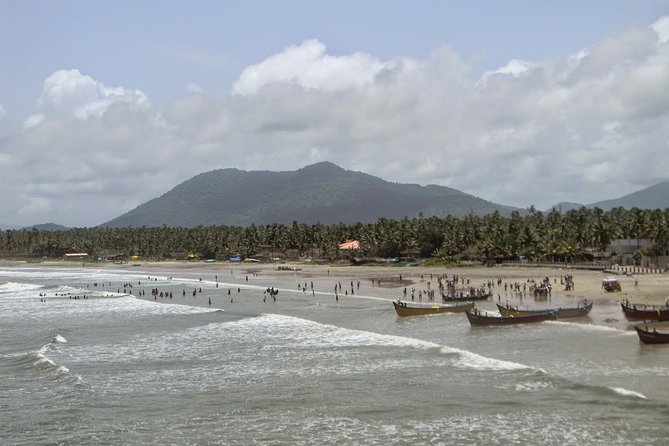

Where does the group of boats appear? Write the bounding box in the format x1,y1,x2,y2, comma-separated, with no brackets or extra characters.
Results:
620,300,669,344
393,296,592,325
393,294,669,344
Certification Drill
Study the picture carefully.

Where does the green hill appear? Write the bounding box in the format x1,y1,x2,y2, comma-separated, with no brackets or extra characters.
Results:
100,162,522,227
21,223,70,231
547,182,669,212
588,182,669,210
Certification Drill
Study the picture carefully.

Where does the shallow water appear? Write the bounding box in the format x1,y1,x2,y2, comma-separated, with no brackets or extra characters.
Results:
1,265,668,445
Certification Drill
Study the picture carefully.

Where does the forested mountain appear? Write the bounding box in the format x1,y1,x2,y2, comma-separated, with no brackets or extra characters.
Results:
101,162,521,227
547,182,669,212
588,182,669,210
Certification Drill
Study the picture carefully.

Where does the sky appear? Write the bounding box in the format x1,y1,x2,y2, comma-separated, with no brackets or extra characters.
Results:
1,0,669,227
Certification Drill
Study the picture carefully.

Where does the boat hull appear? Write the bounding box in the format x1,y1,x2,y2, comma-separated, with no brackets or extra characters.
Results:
621,303,669,321
393,300,474,317
497,303,592,319
465,309,555,326
635,325,669,344
441,292,491,302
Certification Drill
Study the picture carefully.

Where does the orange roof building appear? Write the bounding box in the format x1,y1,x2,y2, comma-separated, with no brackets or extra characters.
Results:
338,240,360,250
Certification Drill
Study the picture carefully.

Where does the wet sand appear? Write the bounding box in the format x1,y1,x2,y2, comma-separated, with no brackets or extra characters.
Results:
12,259,665,306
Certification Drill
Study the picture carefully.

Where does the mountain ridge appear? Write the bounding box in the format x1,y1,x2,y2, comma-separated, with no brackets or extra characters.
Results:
4,166,669,229
547,181,669,212
100,162,520,227
588,181,669,210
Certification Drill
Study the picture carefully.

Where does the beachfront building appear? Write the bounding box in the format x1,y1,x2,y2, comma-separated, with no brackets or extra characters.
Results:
168,251,189,261
607,239,669,269
103,253,126,262
63,253,89,260
63,252,88,262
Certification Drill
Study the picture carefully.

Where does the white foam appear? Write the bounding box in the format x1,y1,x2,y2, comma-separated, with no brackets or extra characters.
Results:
0,281,43,293
54,334,67,343
34,351,55,366
49,295,219,318
446,346,534,372
610,387,647,399
545,320,628,334
227,313,442,349
226,314,535,373
515,381,553,392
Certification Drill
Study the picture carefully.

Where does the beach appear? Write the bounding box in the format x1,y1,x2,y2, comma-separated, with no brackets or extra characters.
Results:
11,259,665,304
2,260,669,444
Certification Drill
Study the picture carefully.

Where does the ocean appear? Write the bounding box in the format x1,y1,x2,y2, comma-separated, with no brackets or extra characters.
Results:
1,264,668,445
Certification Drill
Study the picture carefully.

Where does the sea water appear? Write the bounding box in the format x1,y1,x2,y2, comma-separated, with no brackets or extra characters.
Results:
1,265,668,445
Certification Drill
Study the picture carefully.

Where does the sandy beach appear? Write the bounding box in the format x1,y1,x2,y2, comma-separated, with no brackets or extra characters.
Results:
4,257,669,444
6,259,667,306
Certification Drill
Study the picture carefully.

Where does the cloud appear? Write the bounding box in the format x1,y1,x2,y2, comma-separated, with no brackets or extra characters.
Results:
652,16,669,44
23,114,44,129
33,69,150,121
481,59,539,83
1,18,669,227
186,82,205,94
232,39,386,95
224,29,669,210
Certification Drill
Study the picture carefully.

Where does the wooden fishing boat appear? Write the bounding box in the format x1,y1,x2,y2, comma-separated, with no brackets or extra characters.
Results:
441,291,492,302
393,299,474,317
497,301,593,319
634,325,669,344
465,308,556,326
620,301,669,321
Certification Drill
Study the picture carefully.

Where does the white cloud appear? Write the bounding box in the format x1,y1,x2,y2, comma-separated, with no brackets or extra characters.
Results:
2,17,669,227
37,69,150,119
23,114,44,129
481,58,538,83
232,39,386,95
652,16,669,44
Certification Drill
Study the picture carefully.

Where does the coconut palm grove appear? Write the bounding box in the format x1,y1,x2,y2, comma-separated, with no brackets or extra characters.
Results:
1,207,667,264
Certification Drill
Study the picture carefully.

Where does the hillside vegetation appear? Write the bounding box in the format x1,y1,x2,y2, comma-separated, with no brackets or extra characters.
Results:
101,162,520,227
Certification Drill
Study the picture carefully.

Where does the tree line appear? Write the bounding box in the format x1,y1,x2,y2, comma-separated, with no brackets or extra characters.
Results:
1,207,668,262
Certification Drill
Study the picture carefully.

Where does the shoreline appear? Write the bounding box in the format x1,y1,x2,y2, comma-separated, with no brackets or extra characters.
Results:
3,259,668,306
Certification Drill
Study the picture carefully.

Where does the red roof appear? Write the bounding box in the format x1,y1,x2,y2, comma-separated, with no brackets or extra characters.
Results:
338,240,360,250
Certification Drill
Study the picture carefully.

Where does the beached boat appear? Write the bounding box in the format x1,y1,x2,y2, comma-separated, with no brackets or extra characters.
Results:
620,301,669,321
634,325,669,344
393,299,474,317
497,301,593,319
441,291,491,302
465,308,556,326
277,265,302,271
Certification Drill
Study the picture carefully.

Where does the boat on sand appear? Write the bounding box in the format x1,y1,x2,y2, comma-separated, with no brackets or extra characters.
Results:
465,308,556,326
621,300,669,321
441,290,491,302
393,299,474,317
497,301,592,319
